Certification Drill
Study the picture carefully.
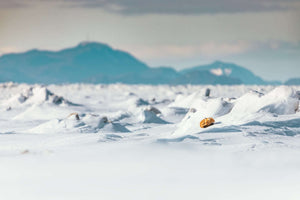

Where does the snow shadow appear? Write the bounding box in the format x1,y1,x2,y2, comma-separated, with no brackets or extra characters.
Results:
243,118,300,129
242,118,300,136
157,135,199,143
198,125,242,134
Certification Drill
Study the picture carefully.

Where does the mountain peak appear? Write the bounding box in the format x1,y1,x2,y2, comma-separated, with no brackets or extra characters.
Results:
76,41,111,49
0,42,149,83
212,60,238,68
180,61,272,85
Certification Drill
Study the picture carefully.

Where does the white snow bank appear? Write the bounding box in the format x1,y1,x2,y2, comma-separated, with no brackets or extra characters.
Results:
172,98,233,136
172,86,299,137
29,113,130,134
12,104,76,120
138,106,169,124
230,86,299,117
2,86,75,109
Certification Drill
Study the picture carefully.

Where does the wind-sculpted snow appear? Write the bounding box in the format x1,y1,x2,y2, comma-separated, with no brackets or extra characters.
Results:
170,86,300,138
138,107,169,124
0,84,299,138
230,86,298,116
1,83,300,200
29,113,130,134
1,85,78,110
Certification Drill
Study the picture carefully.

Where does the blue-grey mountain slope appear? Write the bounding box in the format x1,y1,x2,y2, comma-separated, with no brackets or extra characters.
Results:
172,70,242,85
0,42,280,85
180,61,272,85
0,42,149,84
285,78,300,85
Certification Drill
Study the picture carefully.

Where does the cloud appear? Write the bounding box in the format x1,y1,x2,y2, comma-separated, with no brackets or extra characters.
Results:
2,0,300,14
116,0,299,14
120,41,300,69
0,46,21,55
0,0,27,8
121,41,253,60
62,0,300,14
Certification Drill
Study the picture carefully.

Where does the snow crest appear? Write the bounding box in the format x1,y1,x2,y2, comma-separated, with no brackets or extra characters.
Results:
172,86,299,137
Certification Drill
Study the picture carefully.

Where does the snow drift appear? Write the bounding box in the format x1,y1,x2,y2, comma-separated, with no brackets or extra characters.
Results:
138,106,169,124
29,113,130,134
2,86,76,109
172,86,299,137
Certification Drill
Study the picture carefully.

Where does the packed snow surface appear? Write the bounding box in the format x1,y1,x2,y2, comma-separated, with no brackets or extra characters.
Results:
1,83,300,200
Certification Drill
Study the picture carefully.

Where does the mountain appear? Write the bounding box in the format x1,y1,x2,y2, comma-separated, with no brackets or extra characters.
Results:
285,78,300,85
0,42,149,84
171,70,242,85
0,42,279,85
180,61,272,85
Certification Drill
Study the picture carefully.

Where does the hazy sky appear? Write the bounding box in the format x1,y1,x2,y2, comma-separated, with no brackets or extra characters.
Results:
1,0,300,81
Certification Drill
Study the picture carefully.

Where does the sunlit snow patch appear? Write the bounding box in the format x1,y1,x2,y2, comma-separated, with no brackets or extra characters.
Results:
210,68,223,76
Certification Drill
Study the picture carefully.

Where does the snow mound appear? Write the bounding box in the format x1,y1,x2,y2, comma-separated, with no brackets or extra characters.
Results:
138,107,169,124
2,86,75,109
177,97,233,120
169,89,210,108
13,104,77,120
172,98,233,136
29,113,93,134
99,122,130,133
108,111,132,122
146,106,162,115
29,113,130,134
172,86,299,137
230,86,299,116
135,98,150,106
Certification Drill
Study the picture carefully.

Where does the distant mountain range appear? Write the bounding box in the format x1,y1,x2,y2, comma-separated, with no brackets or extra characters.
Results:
0,41,292,85
284,78,300,85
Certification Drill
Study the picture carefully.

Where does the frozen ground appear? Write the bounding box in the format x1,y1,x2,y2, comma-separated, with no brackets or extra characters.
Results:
0,83,300,200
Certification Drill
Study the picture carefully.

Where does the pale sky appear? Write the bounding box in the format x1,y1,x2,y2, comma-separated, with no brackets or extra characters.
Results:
0,0,300,81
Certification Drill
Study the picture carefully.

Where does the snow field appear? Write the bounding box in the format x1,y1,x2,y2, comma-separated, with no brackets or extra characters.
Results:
0,83,300,200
